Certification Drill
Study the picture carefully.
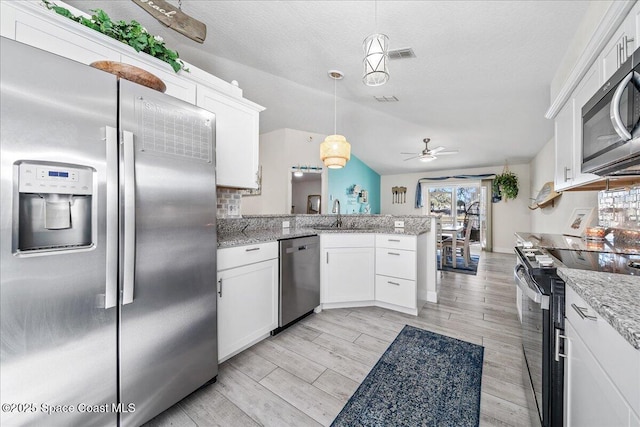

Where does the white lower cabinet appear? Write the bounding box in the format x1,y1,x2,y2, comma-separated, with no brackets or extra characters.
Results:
321,234,375,304
374,275,415,309
320,233,427,316
564,287,640,426
217,242,278,362
375,235,419,313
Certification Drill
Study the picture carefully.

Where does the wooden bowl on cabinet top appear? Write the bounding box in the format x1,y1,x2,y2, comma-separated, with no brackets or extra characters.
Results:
90,61,166,93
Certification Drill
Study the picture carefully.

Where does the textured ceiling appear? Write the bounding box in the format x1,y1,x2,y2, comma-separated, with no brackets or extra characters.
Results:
66,0,591,175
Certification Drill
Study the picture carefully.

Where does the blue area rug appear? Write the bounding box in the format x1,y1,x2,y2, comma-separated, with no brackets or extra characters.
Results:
438,254,480,275
331,325,484,427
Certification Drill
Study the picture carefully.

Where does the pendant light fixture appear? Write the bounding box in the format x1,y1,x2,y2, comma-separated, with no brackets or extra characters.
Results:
320,70,351,169
363,1,389,86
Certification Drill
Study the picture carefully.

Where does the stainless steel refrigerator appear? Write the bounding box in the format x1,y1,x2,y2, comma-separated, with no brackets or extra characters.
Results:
0,38,217,426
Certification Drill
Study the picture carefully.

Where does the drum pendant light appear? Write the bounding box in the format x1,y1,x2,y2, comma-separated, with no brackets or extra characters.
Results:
362,1,389,86
320,70,351,169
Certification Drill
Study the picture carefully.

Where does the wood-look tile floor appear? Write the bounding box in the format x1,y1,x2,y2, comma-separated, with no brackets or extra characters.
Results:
145,251,534,427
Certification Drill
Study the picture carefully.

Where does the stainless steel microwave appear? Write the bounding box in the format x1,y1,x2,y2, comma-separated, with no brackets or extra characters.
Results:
582,47,640,176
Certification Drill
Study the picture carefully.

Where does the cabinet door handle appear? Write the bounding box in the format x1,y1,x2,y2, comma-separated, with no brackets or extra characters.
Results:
618,42,623,69
624,36,635,60
571,303,597,321
388,281,400,286
563,166,571,182
326,252,329,264
245,247,260,252
554,328,568,362
387,252,400,256
388,239,401,242
218,278,223,298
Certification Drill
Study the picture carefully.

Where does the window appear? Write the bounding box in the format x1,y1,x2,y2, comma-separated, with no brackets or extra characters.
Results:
425,183,480,224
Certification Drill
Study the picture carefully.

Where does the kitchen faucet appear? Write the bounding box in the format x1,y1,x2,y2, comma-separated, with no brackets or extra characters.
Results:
332,199,342,228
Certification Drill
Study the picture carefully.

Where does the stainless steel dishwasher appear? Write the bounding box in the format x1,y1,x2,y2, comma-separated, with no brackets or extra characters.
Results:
275,235,320,333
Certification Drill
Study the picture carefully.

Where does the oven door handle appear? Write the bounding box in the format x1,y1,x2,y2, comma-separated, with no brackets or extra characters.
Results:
514,264,549,309
610,71,636,141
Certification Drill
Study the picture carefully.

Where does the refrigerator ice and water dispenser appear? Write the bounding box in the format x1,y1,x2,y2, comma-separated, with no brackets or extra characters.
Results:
17,161,94,251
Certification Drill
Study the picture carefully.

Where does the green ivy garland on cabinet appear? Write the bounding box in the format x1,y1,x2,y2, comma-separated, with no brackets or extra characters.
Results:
42,0,188,72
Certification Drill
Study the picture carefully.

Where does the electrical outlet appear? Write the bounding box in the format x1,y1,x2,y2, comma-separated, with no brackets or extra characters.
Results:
282,220,290,228
227,205,239,216
394,220,405,228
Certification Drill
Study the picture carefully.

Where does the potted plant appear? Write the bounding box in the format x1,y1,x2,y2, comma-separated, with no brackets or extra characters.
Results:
493,171,519,201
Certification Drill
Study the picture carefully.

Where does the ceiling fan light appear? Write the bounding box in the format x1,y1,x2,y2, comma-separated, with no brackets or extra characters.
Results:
320,134,351,168
419,155,436,162
363,33,389,87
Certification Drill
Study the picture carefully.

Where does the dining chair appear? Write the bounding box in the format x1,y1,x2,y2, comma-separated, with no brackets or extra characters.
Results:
441,219,473,267
436,218,444,269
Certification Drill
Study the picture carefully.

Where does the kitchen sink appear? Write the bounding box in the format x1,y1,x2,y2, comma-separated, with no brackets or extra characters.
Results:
312,226,376,232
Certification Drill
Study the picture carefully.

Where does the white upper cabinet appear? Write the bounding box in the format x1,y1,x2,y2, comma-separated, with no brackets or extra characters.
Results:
554,2,640,190
555,62,606,192
601,1,640,83
1,0,265,190
121,54,196,104
571,62,601,187
1,2,119,64
555,100,575,191
197,86,263,189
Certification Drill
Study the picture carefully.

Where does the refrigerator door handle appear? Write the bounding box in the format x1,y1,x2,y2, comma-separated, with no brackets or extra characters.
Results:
105,126,118,309
122,130,136,305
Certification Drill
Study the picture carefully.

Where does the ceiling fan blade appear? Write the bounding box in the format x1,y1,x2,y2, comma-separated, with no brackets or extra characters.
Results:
400,152,419,155
435,150,459,155
430,146,446,153
403,155,420,161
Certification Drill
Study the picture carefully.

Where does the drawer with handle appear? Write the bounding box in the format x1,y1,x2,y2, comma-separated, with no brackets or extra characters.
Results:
218,241,278,271
375,248,416,280
375,234,416,251
375,274,416,309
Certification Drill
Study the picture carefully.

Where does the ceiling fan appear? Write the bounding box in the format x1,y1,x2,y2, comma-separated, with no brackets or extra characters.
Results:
401,138,459,162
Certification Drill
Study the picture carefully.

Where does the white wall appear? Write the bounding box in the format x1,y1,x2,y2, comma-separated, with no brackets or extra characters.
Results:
381,163,531,254
242,128,328,214
529,138,598,233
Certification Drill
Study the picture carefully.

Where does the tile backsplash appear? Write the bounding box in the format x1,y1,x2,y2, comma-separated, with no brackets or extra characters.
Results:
217,187,243,218
598,185,639,229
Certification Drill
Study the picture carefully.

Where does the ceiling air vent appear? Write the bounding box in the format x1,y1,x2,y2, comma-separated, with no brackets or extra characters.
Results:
374,96,399,102
388,48,416,60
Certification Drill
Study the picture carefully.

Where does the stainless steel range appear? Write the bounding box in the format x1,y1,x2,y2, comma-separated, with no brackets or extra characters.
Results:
515,240,639,427
515,245,565,427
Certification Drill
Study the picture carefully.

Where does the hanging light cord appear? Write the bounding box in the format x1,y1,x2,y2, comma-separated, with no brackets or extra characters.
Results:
333,77,337,135
374,0,377,32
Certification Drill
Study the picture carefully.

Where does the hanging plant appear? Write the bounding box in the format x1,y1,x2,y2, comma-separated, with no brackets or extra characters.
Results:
493,171,519,201
42,0,188,73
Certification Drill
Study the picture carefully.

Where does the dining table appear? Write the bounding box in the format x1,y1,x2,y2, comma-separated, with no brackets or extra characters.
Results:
441,224,464,268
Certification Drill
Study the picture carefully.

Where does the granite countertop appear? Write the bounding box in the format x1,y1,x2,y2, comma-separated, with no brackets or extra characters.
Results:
557,268,640,350
515,231,639,255
514,232,640,350
218,226,429,249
